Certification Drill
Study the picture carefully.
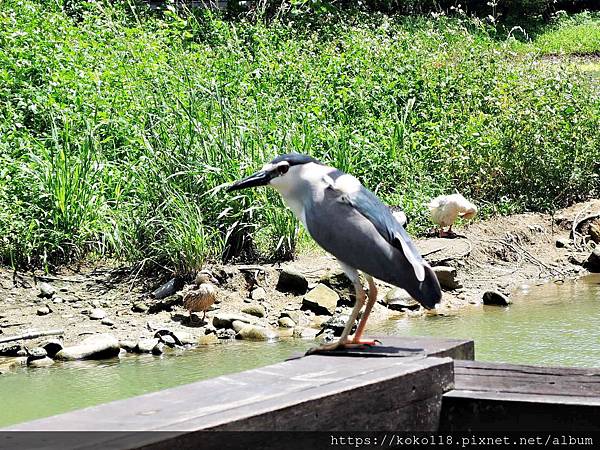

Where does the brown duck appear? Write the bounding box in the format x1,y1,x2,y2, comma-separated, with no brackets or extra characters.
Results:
182,271,219,324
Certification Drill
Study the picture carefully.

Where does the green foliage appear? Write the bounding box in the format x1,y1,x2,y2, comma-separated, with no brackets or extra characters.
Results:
0,0,599,271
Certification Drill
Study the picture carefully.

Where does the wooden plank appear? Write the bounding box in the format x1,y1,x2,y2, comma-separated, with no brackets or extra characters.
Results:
3,339,461,448
441,360,600,431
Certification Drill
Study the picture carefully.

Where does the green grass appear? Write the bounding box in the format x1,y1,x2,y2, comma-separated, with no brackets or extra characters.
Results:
0,1,599,272
532,12,600,55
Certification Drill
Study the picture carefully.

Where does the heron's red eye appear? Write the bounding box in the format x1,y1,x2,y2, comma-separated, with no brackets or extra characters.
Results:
278,164,289,175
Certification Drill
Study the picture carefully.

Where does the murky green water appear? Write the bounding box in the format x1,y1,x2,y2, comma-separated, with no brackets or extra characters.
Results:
0,274,598,428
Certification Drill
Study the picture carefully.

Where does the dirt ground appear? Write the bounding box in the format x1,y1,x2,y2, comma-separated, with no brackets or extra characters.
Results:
1,198,599,357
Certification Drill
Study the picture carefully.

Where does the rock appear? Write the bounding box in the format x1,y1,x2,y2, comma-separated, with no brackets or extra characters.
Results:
38,282,56,298
28,357,54,368
55,334,120,360
37,305,51,316
302,284,339,315
231,320,246,333
385,290,421,312
216,328,236,340
151,277,185,300
0,357,26,374
320,314,353,337
132,302,149,313
101,318,115,326
0,343,24,357
172,331,195,346
568,255,585,266
311,315,331,328
148,294,183,314
590,221,600,244
584,248,600,273
482,290,512,306
432,266,461,290
319,270,354,298
26,347,48,362
152,342,165,355
159,334,176,347
293,327,319,339
241,304,266,318
40,339,64,358
89,308,107,320
276,268,308,294
280,310,308,327
236,324,277,341
250,287,267,301
197,334,219,345
136,338,160,353
278,317,296,328
119,340,137,353
52,296,64,304
212,312,259,329
555,238,571,248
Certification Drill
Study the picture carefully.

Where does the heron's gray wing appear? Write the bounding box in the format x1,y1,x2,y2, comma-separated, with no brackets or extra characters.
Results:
304,179,441,308
340,185,426,282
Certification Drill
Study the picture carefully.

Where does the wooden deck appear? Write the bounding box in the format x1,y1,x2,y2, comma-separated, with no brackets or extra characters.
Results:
441,360,600,431
1,337,471,449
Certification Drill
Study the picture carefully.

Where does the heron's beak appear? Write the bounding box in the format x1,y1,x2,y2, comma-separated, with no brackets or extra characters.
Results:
227,170,271,192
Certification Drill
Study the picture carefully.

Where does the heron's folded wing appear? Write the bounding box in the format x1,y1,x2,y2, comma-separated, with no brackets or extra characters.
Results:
337,185,426,282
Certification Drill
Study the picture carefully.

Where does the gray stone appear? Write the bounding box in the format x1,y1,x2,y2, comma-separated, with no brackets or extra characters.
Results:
212,312,259,329
132,302,148,313
432,266,461,290
28,357,54,368
55,334,120,360
384,288,421,312
216,328,236,340
152,342,165,355
250,287,267,301
172,331,195,346
276,268,308,294
38,282,56,298
159,334,176,347
37,306,51,316
293,327,319,339
101,317,115,326
236,324,277,341
119,340,137,353
231,320,246,333
319,270,354,298
320,314,353,336
241,304,266,318
555,238,571,248
482,290,512,306
40,339,64,358
52,296,64,304
27,347,48,361
302,284,339,315
89,308,107,320
584,248,600,273
136,338,160,353
148,294,182,314
278,317,295,328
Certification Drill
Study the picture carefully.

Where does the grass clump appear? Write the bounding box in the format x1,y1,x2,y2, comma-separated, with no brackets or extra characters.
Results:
0,1,599,271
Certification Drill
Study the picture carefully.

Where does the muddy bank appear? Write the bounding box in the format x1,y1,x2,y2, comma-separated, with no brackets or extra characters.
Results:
1,199,598,371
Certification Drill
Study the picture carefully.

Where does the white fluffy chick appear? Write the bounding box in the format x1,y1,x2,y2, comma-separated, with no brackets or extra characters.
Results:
428,193,477,237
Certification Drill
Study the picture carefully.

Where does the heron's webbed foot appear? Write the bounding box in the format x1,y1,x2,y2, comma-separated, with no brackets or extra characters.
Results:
348,337,381,346
305,340,346,355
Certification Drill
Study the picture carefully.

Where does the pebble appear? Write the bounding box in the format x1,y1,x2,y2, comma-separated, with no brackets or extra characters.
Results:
278,317,296,328
482,290,512,306
132,302,149,313
432,266,462,290
119,340,138,353
136,338,159,353
555,238,571,248
37,306,51,316
52,296,64,303
89,308,107,320
250,287,267,301
152,342,165,355
241,304,266,318
302,284,339,315
236,324,277,341
27,347,48,360
101,317,115,326
28,357,55,368
276,268,309,294
216,328,236,340
212,312,259,329
38,282,56,298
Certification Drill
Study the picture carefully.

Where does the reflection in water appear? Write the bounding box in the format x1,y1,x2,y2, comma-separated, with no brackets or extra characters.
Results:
0,274,598,427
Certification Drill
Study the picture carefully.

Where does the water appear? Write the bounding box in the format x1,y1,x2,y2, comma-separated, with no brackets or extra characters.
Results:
0,274,598,428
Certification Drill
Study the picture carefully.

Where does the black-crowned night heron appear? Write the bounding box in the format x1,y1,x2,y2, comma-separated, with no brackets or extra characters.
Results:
228,154,442,353
428,193,477,238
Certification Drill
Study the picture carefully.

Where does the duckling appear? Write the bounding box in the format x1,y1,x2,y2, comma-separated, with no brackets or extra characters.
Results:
182,270,219,324
428,193,477,237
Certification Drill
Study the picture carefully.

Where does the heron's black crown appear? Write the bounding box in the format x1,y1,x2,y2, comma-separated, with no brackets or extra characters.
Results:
271,153,322,167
